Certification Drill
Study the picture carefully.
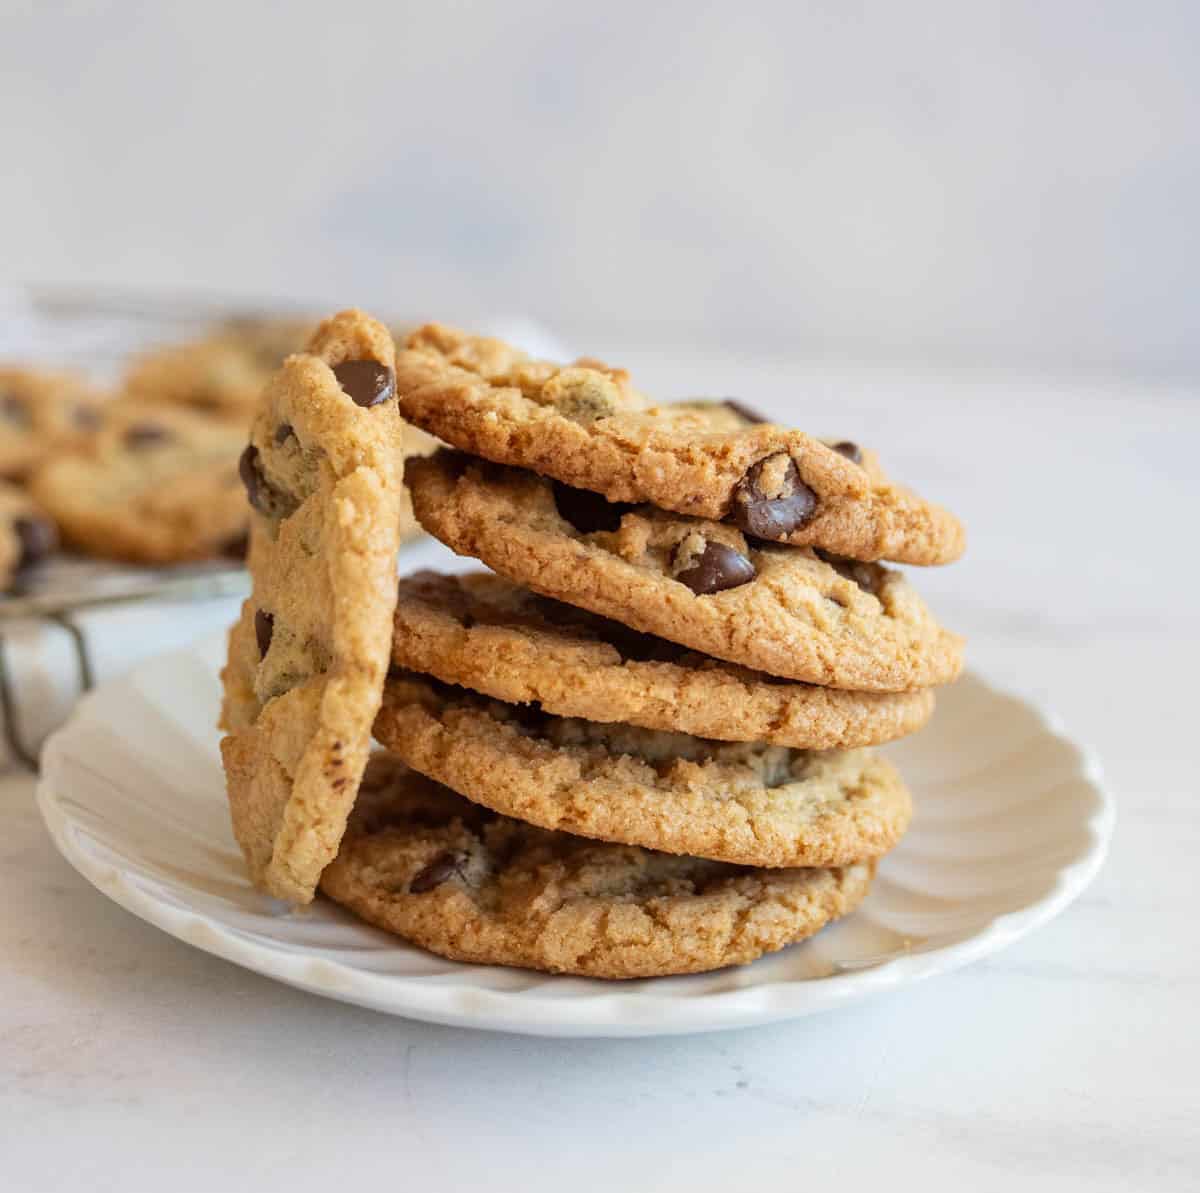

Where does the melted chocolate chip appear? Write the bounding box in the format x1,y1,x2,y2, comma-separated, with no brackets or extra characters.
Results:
552,481,632,534
238,444,264,510
1,395,29,426
832,440,862,464
73,405,101,431
274,422,294,445
673,541,757,594
409,851,464,894
220,530,249,560
730,454,816,540
123,423,171,449
254,609,274,656
722,398,771,425
332,360,395,407
815,549,879,595
14,516,56,568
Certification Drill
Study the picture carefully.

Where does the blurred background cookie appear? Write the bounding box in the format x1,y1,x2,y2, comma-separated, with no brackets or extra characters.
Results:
29,404,249,564
0,481,57,590
0,366,104,481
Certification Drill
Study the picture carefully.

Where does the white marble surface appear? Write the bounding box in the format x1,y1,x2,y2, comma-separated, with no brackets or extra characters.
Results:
2,353,1197,1191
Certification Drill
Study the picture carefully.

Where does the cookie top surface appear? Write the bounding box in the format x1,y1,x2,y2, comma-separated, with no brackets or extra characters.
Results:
0,366,104,479
218,309,405,903
394,324,964,565
29,404,250,564
319,754,875,979
0,481,57,590
406,452,963,691
393,570,934,748
374,672,912,868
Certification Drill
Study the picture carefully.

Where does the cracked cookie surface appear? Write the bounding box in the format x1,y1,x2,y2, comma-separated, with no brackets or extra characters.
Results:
406,452,963,691
394,324,964,564
392,570,934,747
320,753,876,978
374,673,913,868
218,309,405,903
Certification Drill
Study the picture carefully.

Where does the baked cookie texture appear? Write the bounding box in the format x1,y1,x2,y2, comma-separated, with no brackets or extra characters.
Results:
320,754,875,979
392,570,934,747
394,324,964,565
219,309,405,904
30,404,250,564
406,452,963,692
0,366,104,480
0,481,57,590
374,673,913,868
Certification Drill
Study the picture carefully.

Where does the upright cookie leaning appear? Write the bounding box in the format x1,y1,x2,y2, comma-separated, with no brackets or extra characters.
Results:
219,309,405,904
393,324,964,565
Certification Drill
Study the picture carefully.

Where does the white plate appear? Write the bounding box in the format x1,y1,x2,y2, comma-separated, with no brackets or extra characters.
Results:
36,636,1114,1037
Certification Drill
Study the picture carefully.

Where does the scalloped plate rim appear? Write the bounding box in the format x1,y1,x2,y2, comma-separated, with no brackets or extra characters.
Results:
35,638,1115,1037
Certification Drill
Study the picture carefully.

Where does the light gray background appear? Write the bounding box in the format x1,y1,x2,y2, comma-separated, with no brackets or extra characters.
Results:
4,0,1198,378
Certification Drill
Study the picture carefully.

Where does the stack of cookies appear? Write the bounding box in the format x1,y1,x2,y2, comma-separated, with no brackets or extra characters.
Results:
220,310,965,980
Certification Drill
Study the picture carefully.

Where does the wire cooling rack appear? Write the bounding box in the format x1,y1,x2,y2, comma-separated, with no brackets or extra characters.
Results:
0,557,250,768
0,285,289,768
0,286,439,770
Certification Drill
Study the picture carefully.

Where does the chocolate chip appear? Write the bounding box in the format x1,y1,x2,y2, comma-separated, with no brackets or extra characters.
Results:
673,541,756,594
332,360,394,407
13,516,56,568
409,851,464,894
552,481,632,534
238,444,264,510
220,530,249,560
722,399,771,425
816,549,879,595
274,422,294,444
123,423,171,449
73,406,101,431
254,609,274,656
237,444,298,520
832,440,862,464
730,454,816,540
1,395,29,426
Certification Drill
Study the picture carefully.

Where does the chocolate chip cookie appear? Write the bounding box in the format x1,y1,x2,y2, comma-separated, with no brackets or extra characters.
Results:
218,309,406,904
0,366,104,480
0,482,57,590
320,753,876,978
394,324,964,565
393,571,934,747
122,317,315,421
374,672,912,868
29,405,250,564
406,452,963,691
